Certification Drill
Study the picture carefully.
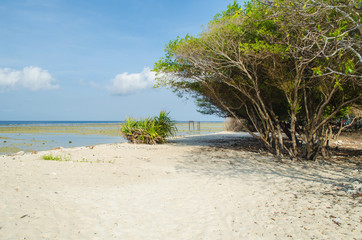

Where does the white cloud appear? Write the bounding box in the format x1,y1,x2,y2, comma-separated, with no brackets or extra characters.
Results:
0,66,59,92
108,67,155,95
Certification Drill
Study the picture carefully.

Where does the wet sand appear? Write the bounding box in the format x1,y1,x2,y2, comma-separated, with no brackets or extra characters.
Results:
0,122,224,155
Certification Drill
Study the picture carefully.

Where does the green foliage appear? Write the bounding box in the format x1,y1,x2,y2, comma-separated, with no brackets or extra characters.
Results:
153,0,361,160
120,111,177,144
344,59,355,74
42,154,71,161
213,0,242,22
41,153,113,164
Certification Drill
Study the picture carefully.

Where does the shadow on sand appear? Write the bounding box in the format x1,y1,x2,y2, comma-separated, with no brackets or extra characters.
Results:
171,132,361,190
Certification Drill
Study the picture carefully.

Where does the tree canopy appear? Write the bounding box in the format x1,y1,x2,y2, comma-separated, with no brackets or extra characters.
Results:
154,0,361,160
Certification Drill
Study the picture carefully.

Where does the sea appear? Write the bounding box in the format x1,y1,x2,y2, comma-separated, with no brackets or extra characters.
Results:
0,121,225,155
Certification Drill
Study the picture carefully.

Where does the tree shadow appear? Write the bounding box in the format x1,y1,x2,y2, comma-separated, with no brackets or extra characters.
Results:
171,133,361,189
168,132,255,147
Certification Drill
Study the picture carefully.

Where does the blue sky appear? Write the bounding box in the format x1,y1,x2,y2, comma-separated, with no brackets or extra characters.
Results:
0,0,237,121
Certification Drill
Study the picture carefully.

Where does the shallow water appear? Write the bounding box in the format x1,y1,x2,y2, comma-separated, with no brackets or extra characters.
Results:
0,122,224,155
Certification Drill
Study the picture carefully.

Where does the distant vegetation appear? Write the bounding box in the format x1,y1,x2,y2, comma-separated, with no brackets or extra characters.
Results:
120,111,177,144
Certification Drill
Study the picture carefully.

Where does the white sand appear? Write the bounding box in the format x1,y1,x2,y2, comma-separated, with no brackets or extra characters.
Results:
0,132,361,239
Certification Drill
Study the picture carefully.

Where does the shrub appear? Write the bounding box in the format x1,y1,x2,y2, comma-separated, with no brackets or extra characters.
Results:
120,111,177,144
224,117,245,132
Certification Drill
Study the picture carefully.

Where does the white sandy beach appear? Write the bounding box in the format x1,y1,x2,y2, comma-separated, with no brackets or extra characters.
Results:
0,132,361,239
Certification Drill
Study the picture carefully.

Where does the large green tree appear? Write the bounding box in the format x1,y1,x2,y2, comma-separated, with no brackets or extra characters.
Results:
154,0,361,160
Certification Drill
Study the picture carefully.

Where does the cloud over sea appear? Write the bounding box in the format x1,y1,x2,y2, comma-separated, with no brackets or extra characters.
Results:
0,66,59,92
108,67,155,95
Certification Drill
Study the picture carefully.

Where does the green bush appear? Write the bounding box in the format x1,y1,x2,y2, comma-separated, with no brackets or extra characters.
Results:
120,111,177,144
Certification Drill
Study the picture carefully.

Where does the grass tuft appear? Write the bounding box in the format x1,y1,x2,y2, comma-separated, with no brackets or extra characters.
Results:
42,153,71,161
41,154,114,164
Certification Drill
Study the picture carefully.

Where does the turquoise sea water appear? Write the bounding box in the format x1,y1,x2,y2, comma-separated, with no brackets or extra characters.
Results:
0,121,224,155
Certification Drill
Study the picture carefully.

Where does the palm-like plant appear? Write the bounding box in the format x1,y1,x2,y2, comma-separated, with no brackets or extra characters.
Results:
155,110,177,139
120,111,177,144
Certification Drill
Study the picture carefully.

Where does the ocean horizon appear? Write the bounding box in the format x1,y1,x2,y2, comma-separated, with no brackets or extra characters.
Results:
0,121,123,126
0,120,223,126
0,121,225,155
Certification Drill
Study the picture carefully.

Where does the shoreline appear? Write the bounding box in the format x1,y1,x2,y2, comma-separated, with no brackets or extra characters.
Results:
0,132,361,239
0,122,225,155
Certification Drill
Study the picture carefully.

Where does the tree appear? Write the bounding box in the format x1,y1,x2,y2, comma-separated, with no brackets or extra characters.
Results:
154,0,361,160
